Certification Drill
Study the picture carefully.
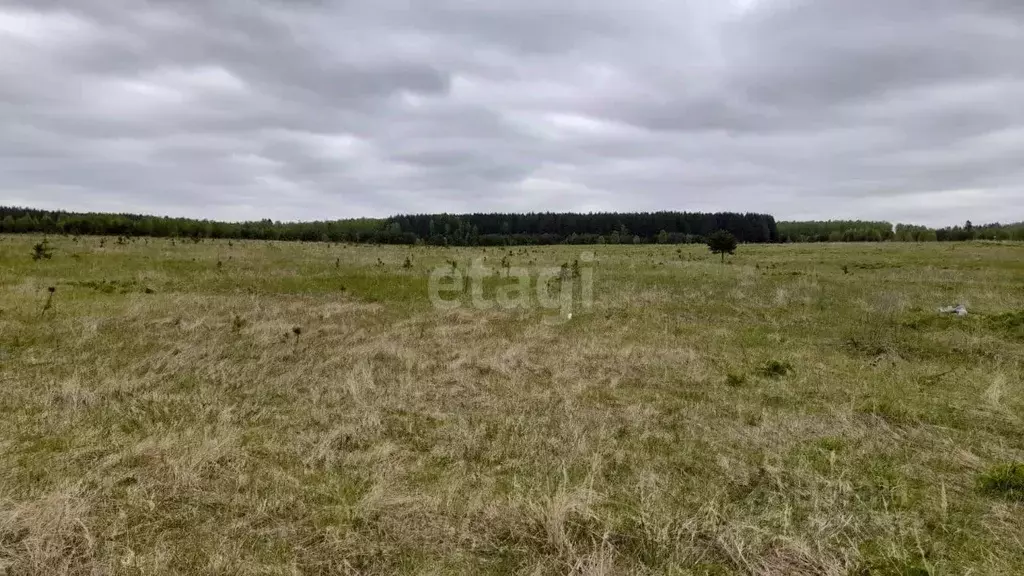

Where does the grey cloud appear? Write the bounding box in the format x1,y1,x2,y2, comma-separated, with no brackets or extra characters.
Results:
0,0,1022,225
725,1,1024,109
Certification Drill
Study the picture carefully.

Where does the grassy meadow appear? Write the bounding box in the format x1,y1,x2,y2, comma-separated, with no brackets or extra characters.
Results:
0,235,1022,575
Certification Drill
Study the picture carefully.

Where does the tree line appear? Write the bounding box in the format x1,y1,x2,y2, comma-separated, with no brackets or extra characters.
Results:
777,221,896,242
0,207,778,245
383,212,778,245
1,206,1020,244
778,220,1024,242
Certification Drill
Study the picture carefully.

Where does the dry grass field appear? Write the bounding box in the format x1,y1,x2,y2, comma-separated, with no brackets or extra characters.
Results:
0,235,1022,575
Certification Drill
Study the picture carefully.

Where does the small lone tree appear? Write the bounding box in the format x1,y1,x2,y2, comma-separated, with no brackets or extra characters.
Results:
707,230,738,263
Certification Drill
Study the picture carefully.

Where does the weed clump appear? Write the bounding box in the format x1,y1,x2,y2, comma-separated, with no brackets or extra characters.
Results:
817,437,844,452
756,360,793,378
73,279,143,294
725,372,747,387
979,463,1024,500
853,556,933,576
986,311,1024,341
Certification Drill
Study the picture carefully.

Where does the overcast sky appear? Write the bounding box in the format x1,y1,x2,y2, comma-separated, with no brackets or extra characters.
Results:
1,0,1022,226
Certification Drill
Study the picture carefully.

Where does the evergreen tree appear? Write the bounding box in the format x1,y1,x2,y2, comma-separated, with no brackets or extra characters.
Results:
707,230,738,262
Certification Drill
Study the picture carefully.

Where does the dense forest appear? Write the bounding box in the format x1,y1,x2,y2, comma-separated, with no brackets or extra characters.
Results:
777,221,895,242
778,220,1024,242
0,207,777,245
1,206,1021,244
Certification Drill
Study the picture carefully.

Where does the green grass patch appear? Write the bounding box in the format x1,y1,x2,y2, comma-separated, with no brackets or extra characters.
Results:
979,463,1024,501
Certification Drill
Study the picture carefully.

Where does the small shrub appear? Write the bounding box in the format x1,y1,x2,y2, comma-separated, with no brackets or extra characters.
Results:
756,360,793,378
32,240,54,261
402,256,413,269
979,463,1024,500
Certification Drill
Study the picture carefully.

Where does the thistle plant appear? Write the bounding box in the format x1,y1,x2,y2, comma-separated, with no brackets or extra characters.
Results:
41,286,56,315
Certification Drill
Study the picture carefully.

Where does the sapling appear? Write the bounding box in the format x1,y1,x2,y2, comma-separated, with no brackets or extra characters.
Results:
32,240,53,261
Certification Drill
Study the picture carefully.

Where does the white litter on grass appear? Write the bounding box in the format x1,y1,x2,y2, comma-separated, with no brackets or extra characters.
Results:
938,304,968,316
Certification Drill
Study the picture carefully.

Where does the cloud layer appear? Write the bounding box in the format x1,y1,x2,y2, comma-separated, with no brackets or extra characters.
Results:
2,0,1022,225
